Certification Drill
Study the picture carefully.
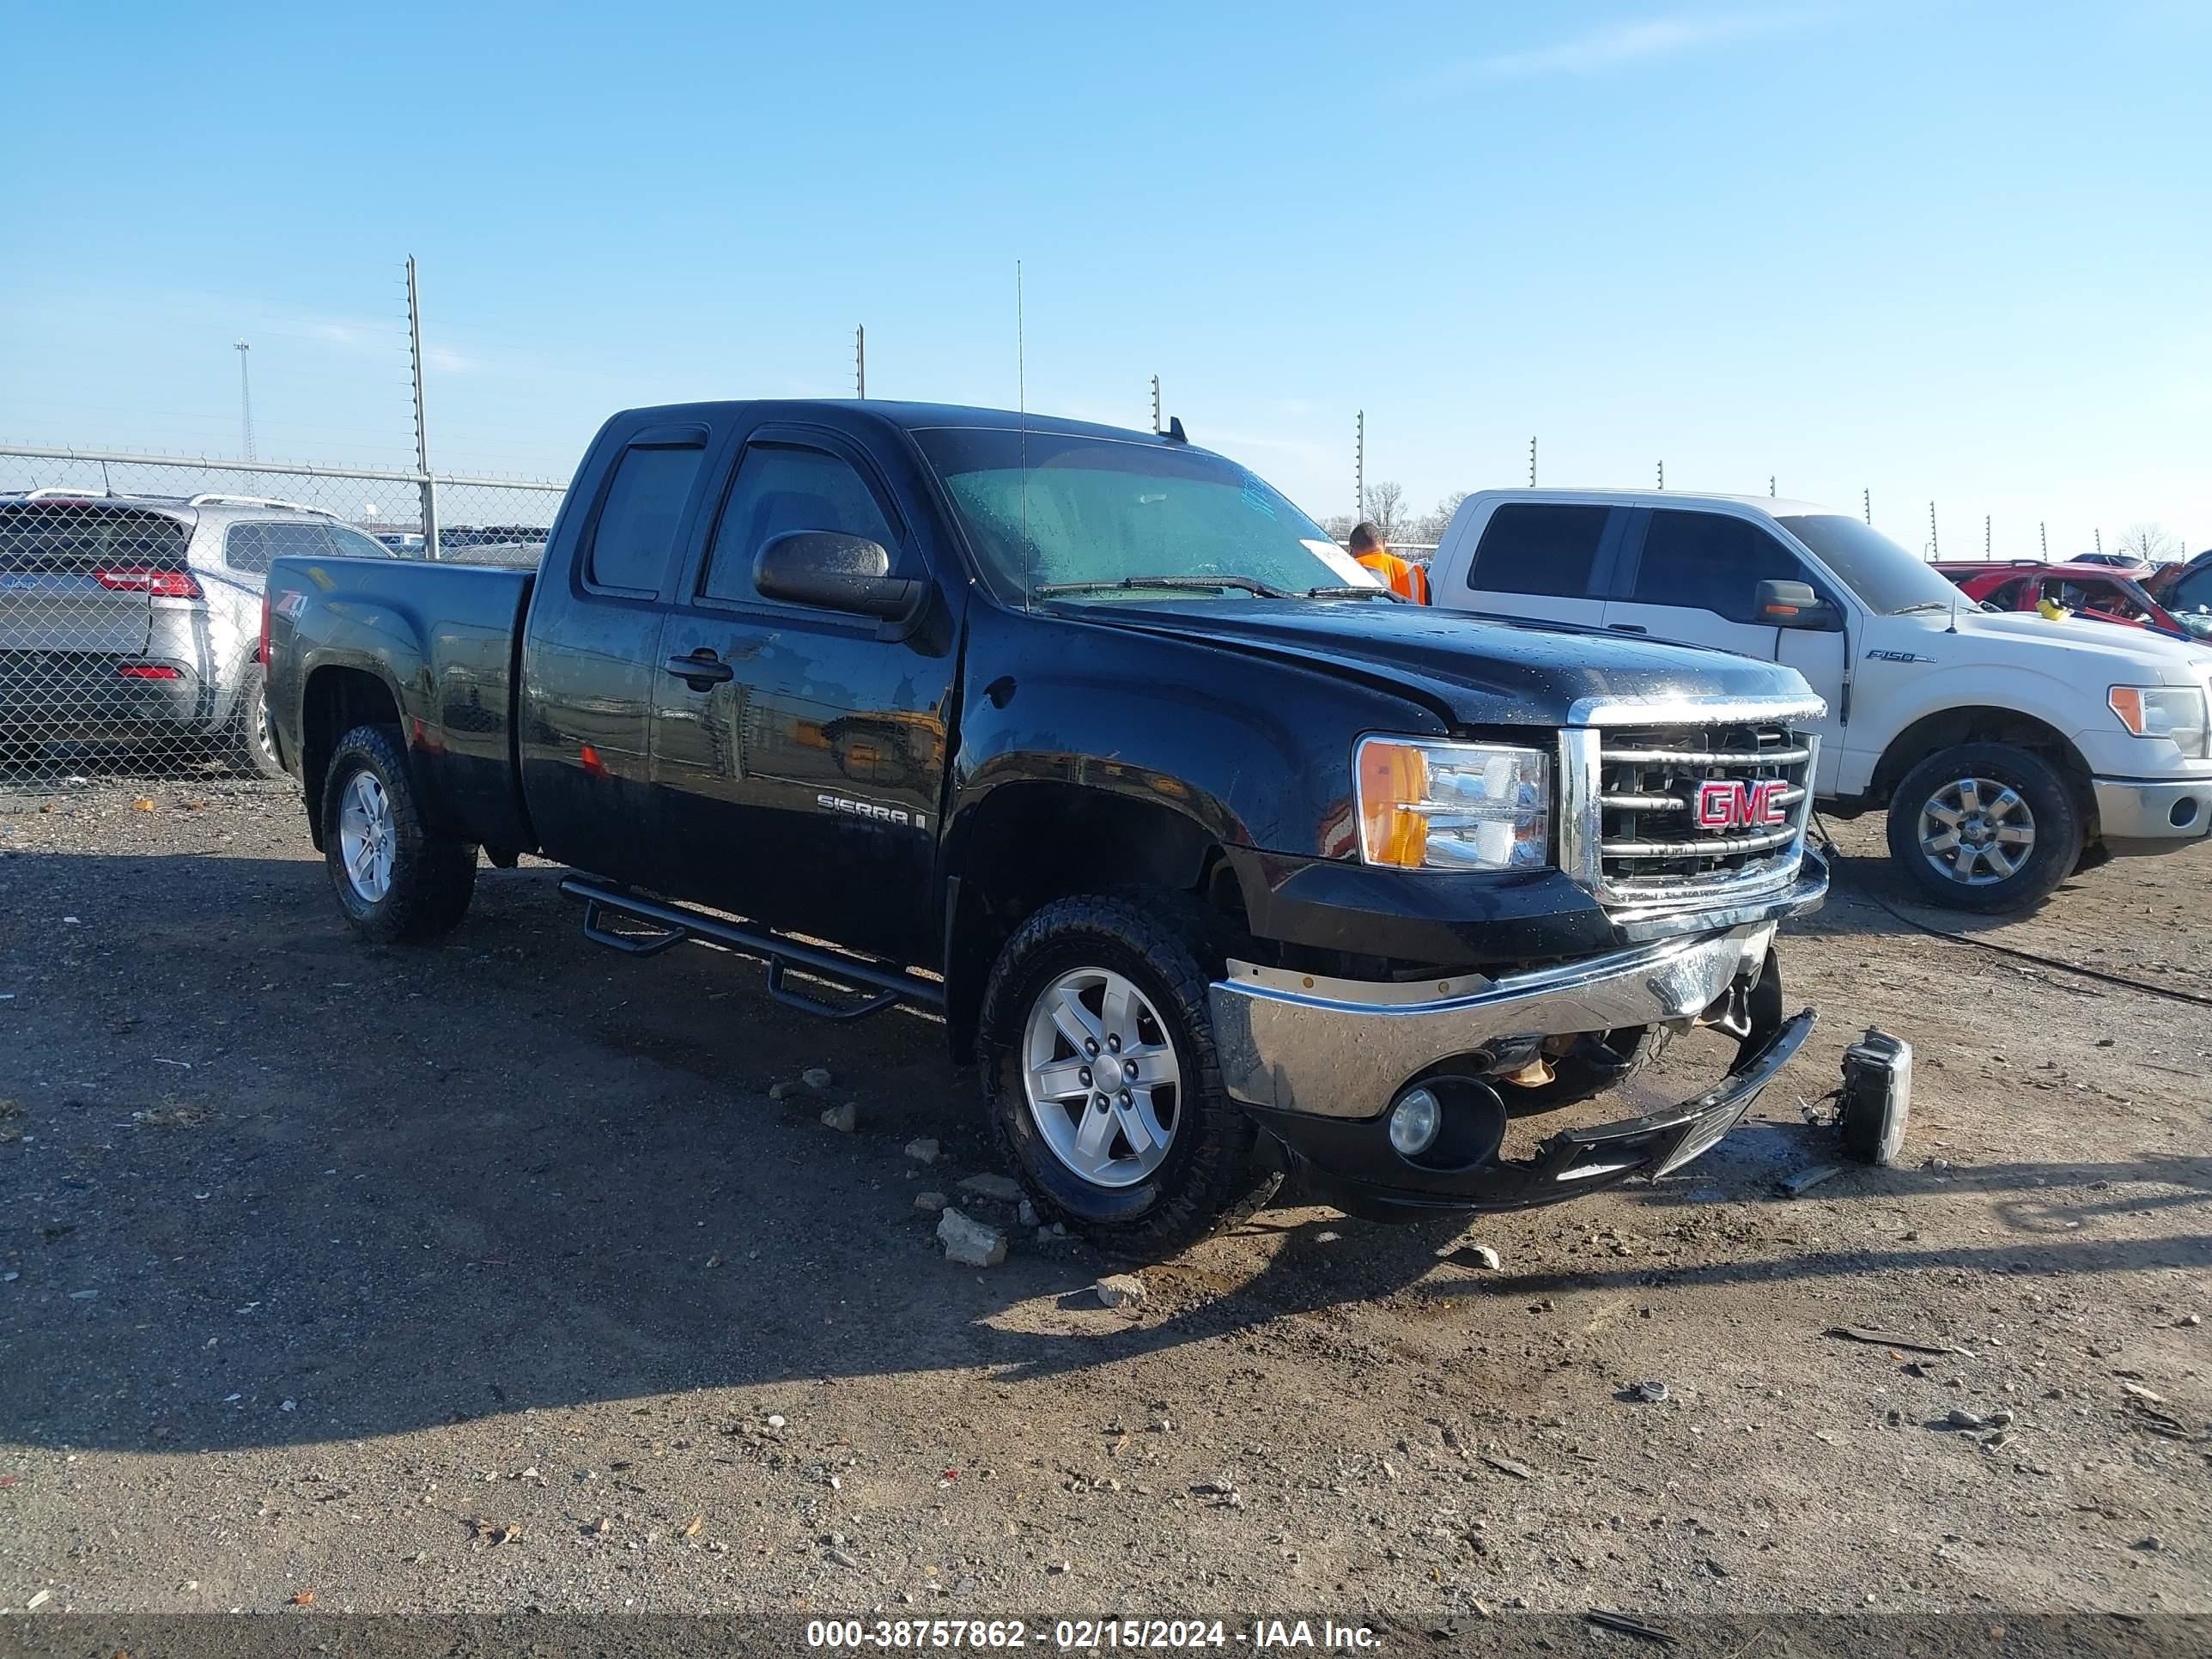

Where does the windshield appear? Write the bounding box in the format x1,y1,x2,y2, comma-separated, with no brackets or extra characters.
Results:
912,427,1379,603
1778,514,1964,615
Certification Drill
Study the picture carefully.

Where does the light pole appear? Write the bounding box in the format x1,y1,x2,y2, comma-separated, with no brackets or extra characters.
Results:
234,338,255,461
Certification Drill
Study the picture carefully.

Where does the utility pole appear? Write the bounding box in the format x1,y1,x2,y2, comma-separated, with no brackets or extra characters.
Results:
1150,374,1161,434
1656,460,1665,491
1769,476,1776,497
405,255,439,560
1984,515,1991,560
233,339,255,461
854,325,866,398
2095,527,2103,555
1928,501,1939,560
2040,521,2048,558
1528,436,1537,489
1863,487,1871,525
1353,410,1364,521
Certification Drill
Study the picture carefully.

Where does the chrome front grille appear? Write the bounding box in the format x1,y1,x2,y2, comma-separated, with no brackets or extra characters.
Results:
1559,697,1824,920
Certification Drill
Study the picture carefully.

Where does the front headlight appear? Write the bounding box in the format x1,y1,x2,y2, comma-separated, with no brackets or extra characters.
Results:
1355,737,1550,871
2109,686,2211,757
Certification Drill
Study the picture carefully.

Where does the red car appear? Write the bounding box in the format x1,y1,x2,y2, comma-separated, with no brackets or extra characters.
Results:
1932,559,2199,642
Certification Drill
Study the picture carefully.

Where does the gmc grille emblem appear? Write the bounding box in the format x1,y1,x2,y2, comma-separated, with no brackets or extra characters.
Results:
1696,778,1790,831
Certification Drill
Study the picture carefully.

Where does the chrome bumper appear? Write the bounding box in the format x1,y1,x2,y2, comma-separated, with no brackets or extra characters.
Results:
1210,922,1781,1121
2094,775,2212,846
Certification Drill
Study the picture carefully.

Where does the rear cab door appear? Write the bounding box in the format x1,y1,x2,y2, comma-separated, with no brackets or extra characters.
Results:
648,415,957,964
1601,507,1850,781
518,419,715,887
1439,498,1623,630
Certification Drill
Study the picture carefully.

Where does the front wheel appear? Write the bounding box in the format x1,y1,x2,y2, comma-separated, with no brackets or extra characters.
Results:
1884,742,2082,913
321,723,477,943
976,895,1276,1261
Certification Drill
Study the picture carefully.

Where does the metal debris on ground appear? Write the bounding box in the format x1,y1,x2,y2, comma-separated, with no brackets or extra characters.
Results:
1825,1326,1971,1357
1780,1163,1844,1198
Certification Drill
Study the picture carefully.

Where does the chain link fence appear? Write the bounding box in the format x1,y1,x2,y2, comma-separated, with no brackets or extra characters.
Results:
0,447,563,789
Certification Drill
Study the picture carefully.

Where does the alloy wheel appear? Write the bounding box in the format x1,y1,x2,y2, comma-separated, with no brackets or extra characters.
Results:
1021,966,1181,1188
1917,775,2035,885
337,771,396,902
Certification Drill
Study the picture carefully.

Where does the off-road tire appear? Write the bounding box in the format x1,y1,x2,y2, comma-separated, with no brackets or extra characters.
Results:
977,893,1277,1261
1885,742,2081,914
229,665,289,782
321,723,477,944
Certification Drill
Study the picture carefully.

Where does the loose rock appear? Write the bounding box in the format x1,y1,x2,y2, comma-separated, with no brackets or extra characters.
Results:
1018,1200,1039,1229
1945,1407,1987,1431
957,1173,1023,1202
914,1191,950,1213
1095,1274,1148,1310
802,1067,834,1091
819,1101,858,1133
905,1138,940,1164
937,1207,1008,1267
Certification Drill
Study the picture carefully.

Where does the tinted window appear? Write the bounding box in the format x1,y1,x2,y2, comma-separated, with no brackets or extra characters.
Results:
701,444,900,605
1467,504,1609,599
1985,578,2027,609
1776,514,1961,615
0,504,189,574
327,526,395,560
586,444,704,592
1632,511,1806,623
224,521,335,574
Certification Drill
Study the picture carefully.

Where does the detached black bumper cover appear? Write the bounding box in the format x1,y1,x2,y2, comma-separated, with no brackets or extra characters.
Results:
1246,1008,1815,1218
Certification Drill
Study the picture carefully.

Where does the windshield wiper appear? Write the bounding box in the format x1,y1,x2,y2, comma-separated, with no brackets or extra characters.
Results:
1304,584,1404,600
1033,574,1294,599
1890,600,1955,616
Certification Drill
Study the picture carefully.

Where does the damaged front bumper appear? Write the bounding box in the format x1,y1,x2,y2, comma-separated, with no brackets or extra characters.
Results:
1207,919,1817,1218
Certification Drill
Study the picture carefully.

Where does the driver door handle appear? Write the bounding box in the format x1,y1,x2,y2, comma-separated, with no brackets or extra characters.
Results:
664,650,734,687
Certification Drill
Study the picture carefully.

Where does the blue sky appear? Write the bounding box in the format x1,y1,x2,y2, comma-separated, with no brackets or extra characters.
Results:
3,1,2206,556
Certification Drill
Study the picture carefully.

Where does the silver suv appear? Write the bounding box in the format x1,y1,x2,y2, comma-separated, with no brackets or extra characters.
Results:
0,490,398,779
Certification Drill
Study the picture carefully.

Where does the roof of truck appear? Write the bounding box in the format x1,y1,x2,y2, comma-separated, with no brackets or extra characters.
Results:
1463,486,1838,519
621,399,1197,447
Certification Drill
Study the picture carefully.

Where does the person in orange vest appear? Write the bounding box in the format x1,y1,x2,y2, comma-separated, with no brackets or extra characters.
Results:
1349,521,1430,604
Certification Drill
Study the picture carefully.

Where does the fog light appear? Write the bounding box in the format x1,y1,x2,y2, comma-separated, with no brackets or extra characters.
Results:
1388,1086,1443,1157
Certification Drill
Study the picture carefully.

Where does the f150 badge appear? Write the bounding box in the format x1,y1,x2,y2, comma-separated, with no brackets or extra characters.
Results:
818,792,927,831
1697,779,1790,830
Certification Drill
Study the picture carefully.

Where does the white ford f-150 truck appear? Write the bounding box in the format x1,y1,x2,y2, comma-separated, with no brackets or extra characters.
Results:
1426,489,2212,911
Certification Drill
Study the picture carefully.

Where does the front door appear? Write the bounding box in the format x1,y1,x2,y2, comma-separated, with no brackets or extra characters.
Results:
649,428,954,965
1601,508,1850,787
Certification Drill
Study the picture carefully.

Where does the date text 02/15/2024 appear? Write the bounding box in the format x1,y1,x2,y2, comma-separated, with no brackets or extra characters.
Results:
805,1619,1382,1650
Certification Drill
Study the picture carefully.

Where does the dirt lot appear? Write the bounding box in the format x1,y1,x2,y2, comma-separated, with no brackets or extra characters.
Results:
1,777,2207,1626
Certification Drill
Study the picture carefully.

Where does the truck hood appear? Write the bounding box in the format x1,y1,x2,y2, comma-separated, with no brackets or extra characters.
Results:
1054,599,1814,728
1945,609,2212,684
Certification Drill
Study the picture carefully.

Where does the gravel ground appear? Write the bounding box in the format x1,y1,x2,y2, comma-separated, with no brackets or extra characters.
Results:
0,777,2207,1625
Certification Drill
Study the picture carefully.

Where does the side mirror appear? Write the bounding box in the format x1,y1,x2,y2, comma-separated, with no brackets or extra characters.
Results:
752,531,921,620
1755,578,1838,629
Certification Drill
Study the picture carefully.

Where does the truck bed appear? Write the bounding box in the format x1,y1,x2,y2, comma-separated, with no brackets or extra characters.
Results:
264,555,537,853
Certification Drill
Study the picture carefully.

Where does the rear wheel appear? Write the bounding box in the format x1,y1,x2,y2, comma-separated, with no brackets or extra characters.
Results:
228,665,288,781
1885,742,2081,913
977,894,1275,1261
321,723,477,943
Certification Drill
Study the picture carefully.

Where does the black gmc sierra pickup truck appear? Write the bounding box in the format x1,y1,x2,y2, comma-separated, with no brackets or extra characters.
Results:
264,400,1828,1258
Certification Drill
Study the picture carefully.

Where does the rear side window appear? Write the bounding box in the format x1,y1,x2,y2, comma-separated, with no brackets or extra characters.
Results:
1631,511,1806,623
1467,504,1609,598
700,443,901,605
2171,568,2212,611
1985,578,2027,609
586,444,705,592
224,521,336,574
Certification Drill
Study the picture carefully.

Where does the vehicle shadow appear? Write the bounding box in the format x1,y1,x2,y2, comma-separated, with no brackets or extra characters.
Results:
0,848,2203,1452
